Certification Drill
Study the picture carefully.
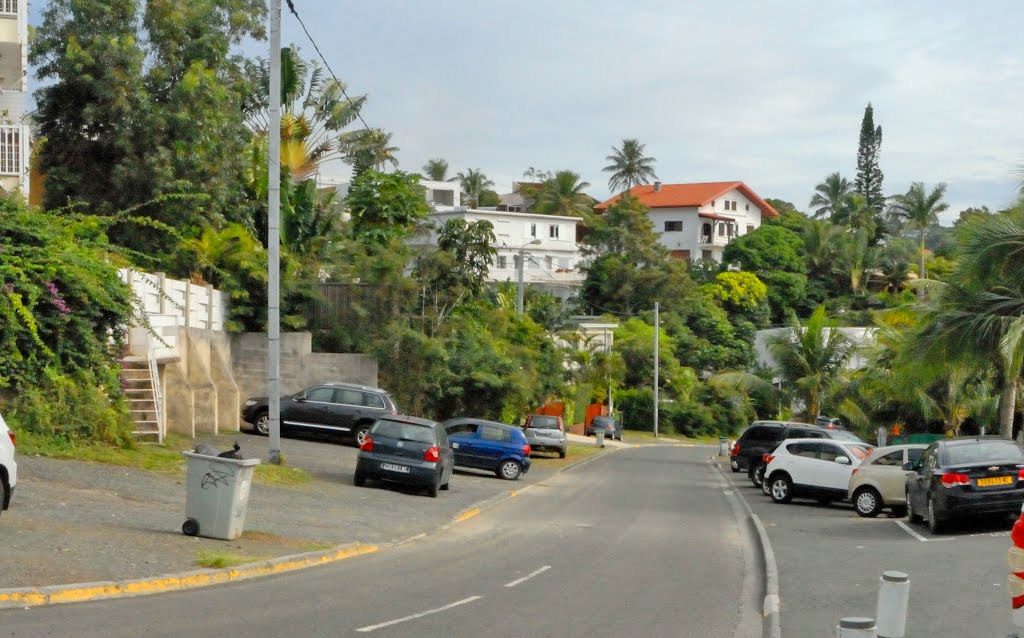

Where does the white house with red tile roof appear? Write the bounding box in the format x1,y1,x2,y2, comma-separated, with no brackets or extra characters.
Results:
594,181,778,263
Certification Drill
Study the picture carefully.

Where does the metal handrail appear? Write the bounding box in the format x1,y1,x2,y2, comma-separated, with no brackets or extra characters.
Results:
148,351,164,444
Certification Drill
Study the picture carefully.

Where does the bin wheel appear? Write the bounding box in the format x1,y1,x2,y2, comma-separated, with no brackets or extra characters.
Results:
182,518,200,536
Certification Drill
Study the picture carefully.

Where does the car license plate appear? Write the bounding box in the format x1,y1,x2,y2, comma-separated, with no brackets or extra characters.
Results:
977,476,1013,487
381,462,410,474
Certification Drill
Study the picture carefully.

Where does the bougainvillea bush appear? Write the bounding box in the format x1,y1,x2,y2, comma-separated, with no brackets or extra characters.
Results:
0,199,137,444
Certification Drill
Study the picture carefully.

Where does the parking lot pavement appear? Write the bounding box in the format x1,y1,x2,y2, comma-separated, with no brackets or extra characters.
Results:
0,431,589,590
716,459,1018,637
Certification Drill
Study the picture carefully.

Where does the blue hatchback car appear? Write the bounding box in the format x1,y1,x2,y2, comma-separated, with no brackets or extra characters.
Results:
441,418,531,481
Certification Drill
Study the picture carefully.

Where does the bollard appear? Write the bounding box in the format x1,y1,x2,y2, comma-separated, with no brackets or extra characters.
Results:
1008,508,1024,631
718,437,729,456
875,571,909,637
595,428,605,448
836,617,875,638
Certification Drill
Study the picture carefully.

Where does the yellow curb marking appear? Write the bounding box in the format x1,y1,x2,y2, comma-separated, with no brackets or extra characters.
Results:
0,544,378,608
454,507,481,524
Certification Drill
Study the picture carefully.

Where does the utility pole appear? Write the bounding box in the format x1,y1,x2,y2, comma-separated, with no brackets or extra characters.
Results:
267,0,282,465
516,239,540,313
653,302,659,438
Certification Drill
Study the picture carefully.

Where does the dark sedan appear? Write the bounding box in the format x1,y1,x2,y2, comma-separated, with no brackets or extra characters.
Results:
586,415,622,441
905,437,1024,533
354,415,454,497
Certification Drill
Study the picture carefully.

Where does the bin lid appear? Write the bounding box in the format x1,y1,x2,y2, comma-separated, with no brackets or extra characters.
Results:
181,451,262,466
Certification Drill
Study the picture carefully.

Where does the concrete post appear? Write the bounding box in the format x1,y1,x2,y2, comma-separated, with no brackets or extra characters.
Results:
206,284,214,329
875,571,909,637
836,617,875,638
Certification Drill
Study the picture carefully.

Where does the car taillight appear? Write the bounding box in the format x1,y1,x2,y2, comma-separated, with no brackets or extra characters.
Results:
730,444,739,457
1018,469,1024,480
851,468,859,476
523,444,531,455
762,452,770,462
424,446,440,462
7,430,14,447
558,422,564,432
763,454,774,465
940,472,970,488
359,435,373,452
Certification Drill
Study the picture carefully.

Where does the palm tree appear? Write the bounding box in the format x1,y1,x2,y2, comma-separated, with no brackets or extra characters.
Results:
602,139,658,194
835,193,876,233
343,128,399,172
809,172,852,220
534,170,593,217
887,182,949,298
422,158,451,181
912,211,1024,436
770,306,855,421
457,168,494,208
802,220,842,280
247,47,367,180
877,255,911,293
833,228,876,294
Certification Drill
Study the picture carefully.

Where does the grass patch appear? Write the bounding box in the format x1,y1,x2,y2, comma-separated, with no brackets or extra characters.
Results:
622,430,723,444
195,550,270,569
531,442,607,468
17,431,312,486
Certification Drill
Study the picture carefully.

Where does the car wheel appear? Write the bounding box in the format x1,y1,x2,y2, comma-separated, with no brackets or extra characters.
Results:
559,449,567,459
761,475,772,496
498,460,522,481
769,475,793,504
751,463,766,489
440,480,450,491
730,460,741,473
853,487,882,518
354,425,371,448
927,495,945,534
353,471,366,487
254,411,270,436
426,470,441,498
906,491,923,523
182,518,200,536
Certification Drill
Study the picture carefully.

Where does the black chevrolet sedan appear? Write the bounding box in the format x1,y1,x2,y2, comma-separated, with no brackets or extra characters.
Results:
905,437,1024,533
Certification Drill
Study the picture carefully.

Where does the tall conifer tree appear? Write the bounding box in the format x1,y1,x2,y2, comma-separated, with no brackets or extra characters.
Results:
854,103,885,213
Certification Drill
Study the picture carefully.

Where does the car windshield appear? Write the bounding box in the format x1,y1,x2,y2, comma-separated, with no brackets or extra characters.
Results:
946,440,1024,465
527,417,559,429
593,417,612,426
371,420,435,444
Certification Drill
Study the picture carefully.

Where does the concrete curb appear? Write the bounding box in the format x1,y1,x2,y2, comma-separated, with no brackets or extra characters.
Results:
710,456,782,638
0,443,620,609
0,543,378,610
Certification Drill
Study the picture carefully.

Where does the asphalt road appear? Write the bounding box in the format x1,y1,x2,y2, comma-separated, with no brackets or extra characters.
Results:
721,463,1019,637
1,445,761,638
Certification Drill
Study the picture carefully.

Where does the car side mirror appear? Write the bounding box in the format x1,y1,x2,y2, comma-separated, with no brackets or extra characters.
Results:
294,393,306,402
902,461,915,471
835,456,850,465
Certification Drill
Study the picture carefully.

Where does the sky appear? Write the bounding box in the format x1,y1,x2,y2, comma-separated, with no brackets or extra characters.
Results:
30,1,1024,224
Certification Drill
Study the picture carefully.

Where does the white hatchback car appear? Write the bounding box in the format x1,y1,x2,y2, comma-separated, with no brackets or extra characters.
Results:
847,444,928,518
764,438,873,505
0,411,16,517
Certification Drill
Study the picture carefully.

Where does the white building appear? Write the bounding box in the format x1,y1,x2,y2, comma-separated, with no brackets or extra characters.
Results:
594,181,778,262
0,0,29,196
413,180,585,301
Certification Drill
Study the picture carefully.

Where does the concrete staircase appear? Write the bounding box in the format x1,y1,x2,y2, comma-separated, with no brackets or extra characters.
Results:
120,356,164,443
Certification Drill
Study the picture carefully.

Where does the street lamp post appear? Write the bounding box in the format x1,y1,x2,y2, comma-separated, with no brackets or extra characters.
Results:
517,239,541,314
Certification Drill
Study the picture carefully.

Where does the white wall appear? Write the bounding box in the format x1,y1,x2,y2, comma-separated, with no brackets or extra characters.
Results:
649,188,767,261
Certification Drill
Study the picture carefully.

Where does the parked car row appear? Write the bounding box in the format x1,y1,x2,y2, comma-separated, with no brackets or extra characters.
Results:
732,418,1024,533
241,383,575,498
0,411,16,518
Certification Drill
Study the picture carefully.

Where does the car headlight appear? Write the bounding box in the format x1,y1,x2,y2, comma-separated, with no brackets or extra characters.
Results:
244,400,257,407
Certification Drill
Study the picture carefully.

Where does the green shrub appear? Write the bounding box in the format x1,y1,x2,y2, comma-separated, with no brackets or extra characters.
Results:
615,388,656,432
6,369,134,447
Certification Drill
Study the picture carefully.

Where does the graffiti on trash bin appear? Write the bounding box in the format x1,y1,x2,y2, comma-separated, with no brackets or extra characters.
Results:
201,462,236,489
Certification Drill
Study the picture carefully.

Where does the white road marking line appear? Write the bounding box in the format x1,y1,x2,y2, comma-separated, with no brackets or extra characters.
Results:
505,565,551,588
894,520,953,542
355,596,482,632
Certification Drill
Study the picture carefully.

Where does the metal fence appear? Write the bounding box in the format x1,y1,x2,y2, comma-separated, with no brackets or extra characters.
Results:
308,283,405,332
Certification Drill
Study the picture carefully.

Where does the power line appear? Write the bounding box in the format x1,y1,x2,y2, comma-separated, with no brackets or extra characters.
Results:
283,0,399,172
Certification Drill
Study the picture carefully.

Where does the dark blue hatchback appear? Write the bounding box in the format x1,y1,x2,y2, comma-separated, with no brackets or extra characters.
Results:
441,418,531,481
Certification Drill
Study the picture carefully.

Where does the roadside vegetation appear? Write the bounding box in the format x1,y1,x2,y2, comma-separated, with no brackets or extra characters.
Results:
2,2,1021,461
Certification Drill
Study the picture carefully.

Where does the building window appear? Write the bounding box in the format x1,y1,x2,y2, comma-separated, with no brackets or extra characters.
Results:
701,223,712,243
701,250,712,261
745,203,750,211
746,225,755,235
549,224,559,239
497,255,507,269
529,223,537,238
545,255,553,269
711,200,715,208
732,201,739,211
718,222,726,237
664,221,682,232
0,126,20,176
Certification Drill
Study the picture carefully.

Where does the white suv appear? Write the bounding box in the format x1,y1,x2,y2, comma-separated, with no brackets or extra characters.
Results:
764,438,873,505
0,411,16,517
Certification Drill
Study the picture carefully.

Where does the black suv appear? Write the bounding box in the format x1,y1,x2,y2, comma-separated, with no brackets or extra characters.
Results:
730,420,865,488
241,382,399,446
